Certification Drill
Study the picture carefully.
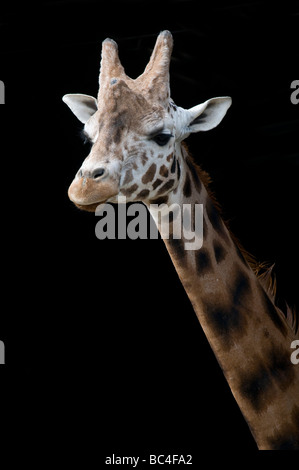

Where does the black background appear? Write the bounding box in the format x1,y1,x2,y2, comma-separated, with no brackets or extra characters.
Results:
0,0,298,461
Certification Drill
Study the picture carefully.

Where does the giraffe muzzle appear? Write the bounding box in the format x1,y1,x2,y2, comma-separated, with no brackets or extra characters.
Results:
68,167,119,212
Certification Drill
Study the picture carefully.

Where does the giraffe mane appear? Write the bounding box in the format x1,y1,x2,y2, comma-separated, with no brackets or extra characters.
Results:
183,142,298,336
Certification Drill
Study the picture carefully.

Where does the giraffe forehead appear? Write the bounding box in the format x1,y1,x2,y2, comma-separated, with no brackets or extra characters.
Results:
103,81,159,115
85,106,171,142
95,81,171,134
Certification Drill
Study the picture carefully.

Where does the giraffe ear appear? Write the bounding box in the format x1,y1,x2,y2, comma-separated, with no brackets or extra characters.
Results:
62,94,98,123
186,96,232,133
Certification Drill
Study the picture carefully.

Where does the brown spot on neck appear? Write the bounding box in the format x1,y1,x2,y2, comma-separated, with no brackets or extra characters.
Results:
150,195,169,205
183,173,192,198
159,165,169,177
156,179,175,196
121,183,138,197
195,249,213,276
213,239,228,264
152,178,163,190
170,155,176,173
206,198,230,245
137,189,150,199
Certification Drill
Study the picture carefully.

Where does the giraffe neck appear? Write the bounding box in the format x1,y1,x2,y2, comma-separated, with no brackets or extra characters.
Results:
148,143,299,450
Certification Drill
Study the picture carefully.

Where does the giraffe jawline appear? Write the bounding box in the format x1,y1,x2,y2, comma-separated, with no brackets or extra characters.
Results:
72,201,105,212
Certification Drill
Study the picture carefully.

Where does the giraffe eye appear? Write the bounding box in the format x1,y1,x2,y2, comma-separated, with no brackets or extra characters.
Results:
152,133,172,146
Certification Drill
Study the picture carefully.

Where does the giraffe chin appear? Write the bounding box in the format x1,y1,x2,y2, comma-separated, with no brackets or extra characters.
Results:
72,201,105,212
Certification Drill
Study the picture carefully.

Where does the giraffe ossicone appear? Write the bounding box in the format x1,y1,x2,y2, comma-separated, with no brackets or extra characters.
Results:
63,31,299,450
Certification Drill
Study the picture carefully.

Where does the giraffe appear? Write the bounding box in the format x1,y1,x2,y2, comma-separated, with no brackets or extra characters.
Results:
63,31,299,450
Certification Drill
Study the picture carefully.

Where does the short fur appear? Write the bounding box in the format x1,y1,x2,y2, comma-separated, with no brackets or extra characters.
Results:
185,142,298,335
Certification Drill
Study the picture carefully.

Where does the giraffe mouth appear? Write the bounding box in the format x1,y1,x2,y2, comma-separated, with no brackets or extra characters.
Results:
72,201,105,212
68,176,119,212
70,195,118,212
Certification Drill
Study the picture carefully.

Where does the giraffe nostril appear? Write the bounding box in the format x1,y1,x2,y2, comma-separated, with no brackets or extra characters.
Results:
92,168,106,179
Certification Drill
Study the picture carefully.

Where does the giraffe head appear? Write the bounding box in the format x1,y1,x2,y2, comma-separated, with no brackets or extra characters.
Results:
63,31,231,211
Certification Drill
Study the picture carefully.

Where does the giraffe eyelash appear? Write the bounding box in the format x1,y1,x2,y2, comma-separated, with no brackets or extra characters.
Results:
151,133,173,146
